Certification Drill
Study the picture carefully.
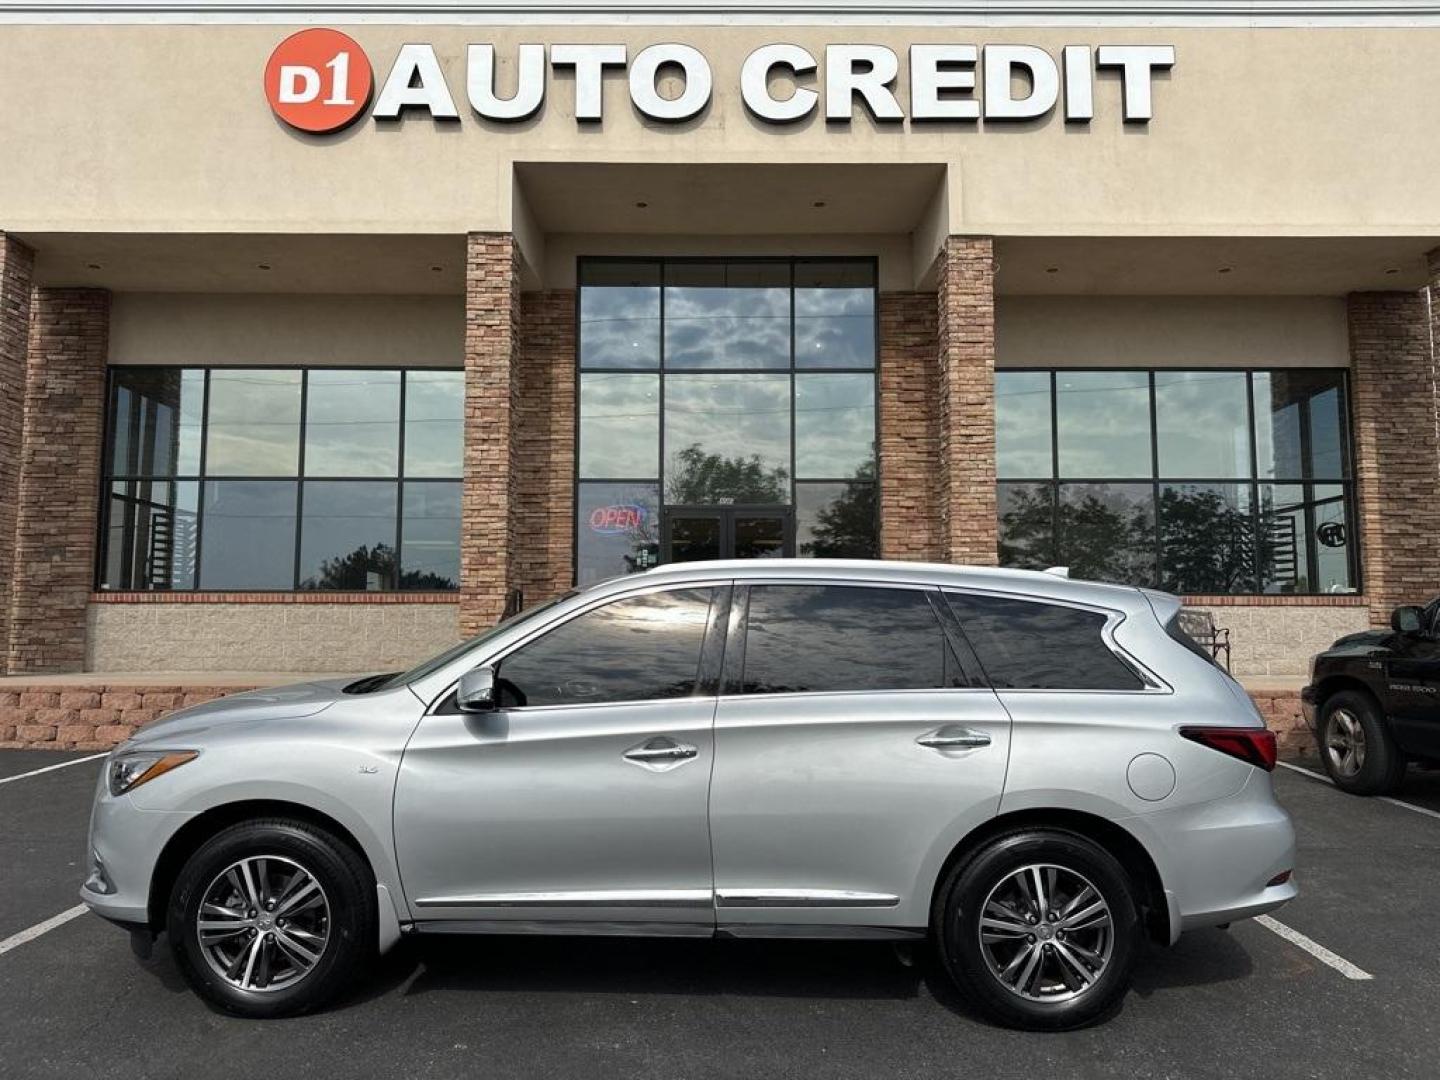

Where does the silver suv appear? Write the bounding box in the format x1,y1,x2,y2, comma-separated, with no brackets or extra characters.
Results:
82,559,1295,1029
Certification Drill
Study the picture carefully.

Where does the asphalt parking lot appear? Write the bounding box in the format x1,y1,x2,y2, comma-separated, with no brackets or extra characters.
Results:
2,751,1437,1080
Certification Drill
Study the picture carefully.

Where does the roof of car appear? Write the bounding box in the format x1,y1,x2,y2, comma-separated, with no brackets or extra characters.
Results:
595,558,1159,611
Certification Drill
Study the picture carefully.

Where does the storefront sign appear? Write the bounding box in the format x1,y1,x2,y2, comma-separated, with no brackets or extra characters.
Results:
589,504,647,535
265,32,1174,133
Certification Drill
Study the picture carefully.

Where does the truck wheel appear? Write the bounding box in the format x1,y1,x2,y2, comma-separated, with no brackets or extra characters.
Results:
1319,690,1406,795
167,818,375,1018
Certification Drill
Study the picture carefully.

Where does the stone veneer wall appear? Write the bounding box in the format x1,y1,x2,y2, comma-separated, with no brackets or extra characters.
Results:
86,600,460,673
515,290,577,606
460,232,522,636
1347,289,1440,627
936,237,999,566
878,292,943,561
0,233,34,671
8,288,110,673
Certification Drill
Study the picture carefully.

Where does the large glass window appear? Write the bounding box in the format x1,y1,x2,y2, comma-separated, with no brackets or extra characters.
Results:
996,369,1356,596
576,258,878,585
99,367,463,592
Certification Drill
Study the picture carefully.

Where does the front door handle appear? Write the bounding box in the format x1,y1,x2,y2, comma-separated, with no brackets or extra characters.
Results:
917,726,992,750
623,737,699,767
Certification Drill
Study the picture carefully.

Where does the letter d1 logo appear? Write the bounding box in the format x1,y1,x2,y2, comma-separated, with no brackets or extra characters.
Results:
265,29,372,133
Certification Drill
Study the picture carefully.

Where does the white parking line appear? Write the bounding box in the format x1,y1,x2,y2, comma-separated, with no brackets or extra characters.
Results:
1277,760,1440,822
0,905,89,957
0,753,107,786
1255,915,1373,981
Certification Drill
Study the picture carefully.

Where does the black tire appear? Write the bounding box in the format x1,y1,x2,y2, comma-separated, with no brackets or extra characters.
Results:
1318,689,1406,796
167,818,376,1018
935,829,1141,1031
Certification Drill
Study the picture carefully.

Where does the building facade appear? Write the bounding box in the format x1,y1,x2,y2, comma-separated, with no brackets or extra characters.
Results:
1,1,1439,681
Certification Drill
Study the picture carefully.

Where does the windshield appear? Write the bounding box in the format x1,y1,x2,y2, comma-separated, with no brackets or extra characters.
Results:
363,591,579,692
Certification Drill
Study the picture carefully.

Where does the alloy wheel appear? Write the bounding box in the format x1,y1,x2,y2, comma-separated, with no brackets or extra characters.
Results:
1325,708,1367,779
976,863,1114,1003
196,855,331,993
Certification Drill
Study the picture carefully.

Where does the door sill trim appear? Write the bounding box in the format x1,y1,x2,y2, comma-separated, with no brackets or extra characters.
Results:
411,920,715,938
717,924,925,941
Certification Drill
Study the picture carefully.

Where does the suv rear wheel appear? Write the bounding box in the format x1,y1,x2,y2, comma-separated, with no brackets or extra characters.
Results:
936,829,1141,1030
167,818,376,1018
1319,689,1406,795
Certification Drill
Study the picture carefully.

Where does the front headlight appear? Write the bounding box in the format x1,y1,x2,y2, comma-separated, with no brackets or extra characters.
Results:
108,750,199,797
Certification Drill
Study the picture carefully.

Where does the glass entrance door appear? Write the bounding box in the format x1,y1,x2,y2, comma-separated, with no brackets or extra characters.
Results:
662,507,793,564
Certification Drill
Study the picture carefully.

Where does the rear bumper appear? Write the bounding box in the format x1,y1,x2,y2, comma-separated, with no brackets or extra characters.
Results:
1126,769,1297,944
1301,685,1322,732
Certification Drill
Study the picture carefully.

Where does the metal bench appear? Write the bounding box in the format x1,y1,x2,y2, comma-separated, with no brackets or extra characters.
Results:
1178,608,1232,672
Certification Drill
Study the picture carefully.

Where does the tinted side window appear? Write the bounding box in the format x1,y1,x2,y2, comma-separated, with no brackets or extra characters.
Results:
741,585,962,694
945,592,1143,691
498,588,713,707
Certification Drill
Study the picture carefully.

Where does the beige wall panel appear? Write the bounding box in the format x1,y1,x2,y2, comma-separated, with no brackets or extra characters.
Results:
108,293,464,366
86,602,461,673
2,27,1440,236
1187,604,1369,677
996,295,1349,367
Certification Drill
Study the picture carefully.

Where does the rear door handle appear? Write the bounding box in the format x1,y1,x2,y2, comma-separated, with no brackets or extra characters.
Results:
623,737,699,767
917,726,992,750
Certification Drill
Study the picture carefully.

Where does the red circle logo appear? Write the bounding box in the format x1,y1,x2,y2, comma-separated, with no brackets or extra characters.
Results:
264,29,372,134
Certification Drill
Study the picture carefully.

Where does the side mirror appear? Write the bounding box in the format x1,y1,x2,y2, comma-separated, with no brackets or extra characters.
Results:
1391,606,1424,635
456,664,498,712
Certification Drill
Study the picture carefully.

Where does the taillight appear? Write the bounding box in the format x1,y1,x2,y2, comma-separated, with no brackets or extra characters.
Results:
1179,726,1278,771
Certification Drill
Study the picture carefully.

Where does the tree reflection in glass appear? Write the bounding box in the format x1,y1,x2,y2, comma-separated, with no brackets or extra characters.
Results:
1058,484,1157,585
666,444,789,505
797,463,878,558
1159,484,1256,594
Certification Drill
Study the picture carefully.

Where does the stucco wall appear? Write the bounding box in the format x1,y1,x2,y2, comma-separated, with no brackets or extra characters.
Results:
996,295,1349,368
1185,602,1368,677
3,25,1440,238
108,293,463,367
85,602,461,673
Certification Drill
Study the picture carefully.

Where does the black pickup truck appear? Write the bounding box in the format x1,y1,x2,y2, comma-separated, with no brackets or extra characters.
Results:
1302,600,1440,794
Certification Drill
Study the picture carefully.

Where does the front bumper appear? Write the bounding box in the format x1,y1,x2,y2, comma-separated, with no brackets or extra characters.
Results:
1300,684,1321,732
80,772,197,928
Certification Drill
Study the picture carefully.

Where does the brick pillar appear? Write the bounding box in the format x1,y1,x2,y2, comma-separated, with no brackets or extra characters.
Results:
515,290,576,604
878,292,942,561
0,234,35,671
8,288,110,673
1347,287,1440,627
936,236,998,566
460,232,523,636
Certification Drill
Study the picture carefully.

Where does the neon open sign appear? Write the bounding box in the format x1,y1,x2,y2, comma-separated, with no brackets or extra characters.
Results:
589,504,647,535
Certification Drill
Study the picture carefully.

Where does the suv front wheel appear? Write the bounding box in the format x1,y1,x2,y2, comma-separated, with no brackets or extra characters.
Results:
167,818,376,1018
936,829,1141,1030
